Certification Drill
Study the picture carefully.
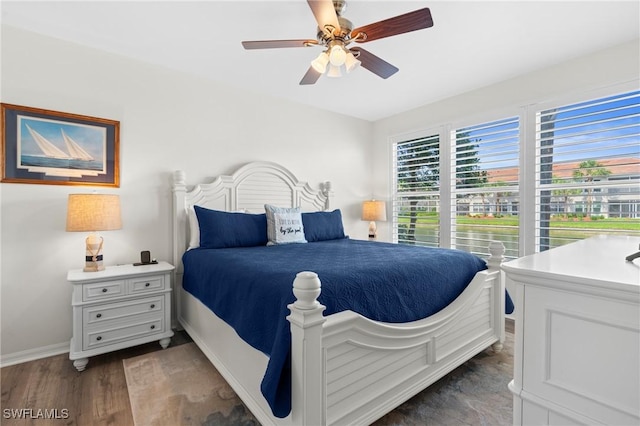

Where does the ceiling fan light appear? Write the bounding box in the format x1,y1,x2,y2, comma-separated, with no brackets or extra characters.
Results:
326,64,343,78
311,51,329,73
329,44,347,66
344,52,361,73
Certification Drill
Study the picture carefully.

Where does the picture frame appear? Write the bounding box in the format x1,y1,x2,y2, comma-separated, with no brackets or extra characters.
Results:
1,103,119,187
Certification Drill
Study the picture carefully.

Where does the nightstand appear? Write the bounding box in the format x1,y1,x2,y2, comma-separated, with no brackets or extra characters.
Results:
68,261,175,371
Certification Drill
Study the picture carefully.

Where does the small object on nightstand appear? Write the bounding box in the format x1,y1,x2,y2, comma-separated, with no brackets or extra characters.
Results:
134,250,158,266
68,261,174,371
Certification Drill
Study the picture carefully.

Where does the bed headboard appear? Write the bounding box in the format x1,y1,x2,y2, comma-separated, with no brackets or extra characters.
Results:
172,161,331,271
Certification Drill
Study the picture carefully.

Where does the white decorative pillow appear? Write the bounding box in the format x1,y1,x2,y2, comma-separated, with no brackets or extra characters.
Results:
187,206,200,249
264,204,307,245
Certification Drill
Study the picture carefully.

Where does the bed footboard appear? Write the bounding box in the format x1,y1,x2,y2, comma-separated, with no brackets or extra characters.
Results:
288,242,506,426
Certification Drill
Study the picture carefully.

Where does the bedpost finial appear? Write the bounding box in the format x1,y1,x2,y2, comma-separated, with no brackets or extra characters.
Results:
174,170,186,182
320,181,332,210
292,271,321,309
173,170,186,191
487,241,505,268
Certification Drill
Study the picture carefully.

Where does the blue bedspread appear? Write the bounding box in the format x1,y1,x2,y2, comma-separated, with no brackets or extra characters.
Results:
182,238,508,418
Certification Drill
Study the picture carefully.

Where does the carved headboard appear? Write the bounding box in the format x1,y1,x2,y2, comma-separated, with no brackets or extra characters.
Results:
172,161,330,272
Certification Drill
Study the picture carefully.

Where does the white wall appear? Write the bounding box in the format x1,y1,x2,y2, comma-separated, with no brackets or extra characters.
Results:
0,26,373,363
371,39,640,242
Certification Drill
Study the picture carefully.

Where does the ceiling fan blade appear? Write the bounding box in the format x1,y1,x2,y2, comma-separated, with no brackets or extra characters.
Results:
350,47,398,79
242,40,318,49
351,8,433,43
307,0,341,35
299,66,322,85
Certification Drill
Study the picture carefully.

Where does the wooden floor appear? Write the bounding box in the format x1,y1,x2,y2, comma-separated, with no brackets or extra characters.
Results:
2,321,514,425
1,331,192,426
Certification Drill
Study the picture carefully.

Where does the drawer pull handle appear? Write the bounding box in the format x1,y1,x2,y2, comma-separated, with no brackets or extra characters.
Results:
96,313,102,318
145,283,150,287
150,325,156,330
150,304,156,309
96,336,102,341
102,288,108,293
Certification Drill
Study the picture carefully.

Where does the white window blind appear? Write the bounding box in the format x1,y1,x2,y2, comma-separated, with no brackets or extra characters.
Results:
451,117,520,258
393,134,440,247
536,90,640,251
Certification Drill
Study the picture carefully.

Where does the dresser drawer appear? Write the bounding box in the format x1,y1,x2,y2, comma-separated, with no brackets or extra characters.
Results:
82,280,126,301
83,317,164,350
84,296,163,325
128,275,165,294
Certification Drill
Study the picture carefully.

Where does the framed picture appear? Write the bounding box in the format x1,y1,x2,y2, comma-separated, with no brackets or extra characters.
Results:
1,103,119,187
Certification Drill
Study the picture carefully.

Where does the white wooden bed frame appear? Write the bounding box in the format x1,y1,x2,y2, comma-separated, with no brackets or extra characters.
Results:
171,161,506,426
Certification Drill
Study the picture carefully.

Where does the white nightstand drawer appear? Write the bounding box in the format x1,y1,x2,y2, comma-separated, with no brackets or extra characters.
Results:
84,317,164,350
83,280,126,301
128,275,165,294
84,297,163,325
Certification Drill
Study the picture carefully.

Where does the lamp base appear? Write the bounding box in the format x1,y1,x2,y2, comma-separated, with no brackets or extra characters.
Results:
368,221,377,240
84,233,105,272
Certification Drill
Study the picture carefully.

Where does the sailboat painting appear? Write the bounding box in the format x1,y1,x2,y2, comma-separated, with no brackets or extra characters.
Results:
18,116,106,178
2,103,119,186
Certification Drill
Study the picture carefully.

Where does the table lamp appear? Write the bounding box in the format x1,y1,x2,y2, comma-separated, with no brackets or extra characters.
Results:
362,200,387,240
66,193,122,272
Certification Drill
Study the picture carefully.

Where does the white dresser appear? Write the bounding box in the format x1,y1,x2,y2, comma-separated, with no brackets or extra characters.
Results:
503,235,640,425
68,261,174,371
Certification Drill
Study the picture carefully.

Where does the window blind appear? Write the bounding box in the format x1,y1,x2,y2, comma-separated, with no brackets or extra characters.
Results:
451,117,520,258
393,134,440,247
536,90,640,251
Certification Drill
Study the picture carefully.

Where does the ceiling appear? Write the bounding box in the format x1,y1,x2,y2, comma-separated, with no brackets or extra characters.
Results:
1,1,639,121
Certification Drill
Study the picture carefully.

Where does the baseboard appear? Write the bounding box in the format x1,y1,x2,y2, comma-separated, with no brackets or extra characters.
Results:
0,342,69,368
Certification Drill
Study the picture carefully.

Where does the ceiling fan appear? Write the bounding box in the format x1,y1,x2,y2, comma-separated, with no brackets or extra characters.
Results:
241,0,434,85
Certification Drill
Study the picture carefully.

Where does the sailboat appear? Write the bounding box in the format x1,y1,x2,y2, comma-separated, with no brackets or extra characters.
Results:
25,124,71,159
25,125,94,161
62,129,94,161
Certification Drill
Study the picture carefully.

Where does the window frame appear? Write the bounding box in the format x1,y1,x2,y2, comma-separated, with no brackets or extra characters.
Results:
389,81,639,258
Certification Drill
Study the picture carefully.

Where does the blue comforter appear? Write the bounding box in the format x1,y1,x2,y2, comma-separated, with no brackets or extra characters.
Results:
182,238,504,418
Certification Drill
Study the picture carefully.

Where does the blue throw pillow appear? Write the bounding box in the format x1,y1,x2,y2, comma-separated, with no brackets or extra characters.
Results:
194,206,267,249
302,209,346,242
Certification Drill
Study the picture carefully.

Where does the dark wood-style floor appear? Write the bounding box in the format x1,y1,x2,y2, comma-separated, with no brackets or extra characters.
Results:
1,331,192,426
2,320,514,425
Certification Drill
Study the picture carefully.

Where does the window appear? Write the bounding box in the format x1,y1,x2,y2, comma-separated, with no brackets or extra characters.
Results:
536,91,640,251
390,88,640,258
393,134,440,247
451,117,520,258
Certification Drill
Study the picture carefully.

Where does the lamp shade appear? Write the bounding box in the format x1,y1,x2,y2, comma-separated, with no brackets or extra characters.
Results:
66,194,122,232
362,200,387,222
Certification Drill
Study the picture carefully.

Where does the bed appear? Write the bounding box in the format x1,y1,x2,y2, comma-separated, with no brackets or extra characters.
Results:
172,161,507,426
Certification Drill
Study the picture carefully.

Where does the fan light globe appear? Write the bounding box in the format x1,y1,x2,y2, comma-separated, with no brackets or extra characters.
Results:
311,51,329,73
327,64,343,78
344,52,361,73
329,45,347,66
